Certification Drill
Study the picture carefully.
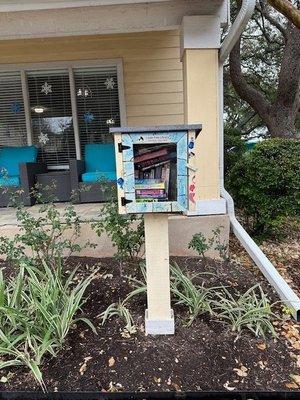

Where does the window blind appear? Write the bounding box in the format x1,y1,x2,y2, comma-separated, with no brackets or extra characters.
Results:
74,67,120,157
0,72,27,147
27,69,76,168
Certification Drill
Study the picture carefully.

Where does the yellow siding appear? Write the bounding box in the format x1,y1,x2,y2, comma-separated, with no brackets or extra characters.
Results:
0,31,184,126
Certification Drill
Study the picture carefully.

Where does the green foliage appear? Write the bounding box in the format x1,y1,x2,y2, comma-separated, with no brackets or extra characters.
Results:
0,261,96,390
170,263,215,326
188,233,209,260
211,284,277,339
0,199,95,269
119,262,276,338
92,190,144,262
188,227,229,261
100,301,136,335
228,138,300,238
224,127,247,176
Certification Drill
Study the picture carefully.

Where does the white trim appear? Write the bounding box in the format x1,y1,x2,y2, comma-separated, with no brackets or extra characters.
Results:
187,198,227,216
116,60,127,127
0,1,227,40
145,309,175,335
0,0,171,13
68,67,82,160
20,70,33,146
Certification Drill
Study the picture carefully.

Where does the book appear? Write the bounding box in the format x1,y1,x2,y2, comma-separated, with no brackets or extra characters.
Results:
135,152,176,169
136,189,165,196
135,179,165,190
134,148,169,163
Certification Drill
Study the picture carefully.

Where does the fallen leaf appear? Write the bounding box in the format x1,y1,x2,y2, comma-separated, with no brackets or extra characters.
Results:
108,357,115,367
223,381,236,391
291,374,300,385
285,382,299,389
256,342,267,351
233,365,248,377
172,382,181,391
79,356,92,376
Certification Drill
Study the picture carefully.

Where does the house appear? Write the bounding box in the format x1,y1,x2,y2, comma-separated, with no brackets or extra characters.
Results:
0,0,230,256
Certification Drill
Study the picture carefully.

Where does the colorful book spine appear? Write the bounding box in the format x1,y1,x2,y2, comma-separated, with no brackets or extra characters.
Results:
134,148,168,163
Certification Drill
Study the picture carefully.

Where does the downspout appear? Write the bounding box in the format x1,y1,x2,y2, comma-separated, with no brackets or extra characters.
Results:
219,0,300,320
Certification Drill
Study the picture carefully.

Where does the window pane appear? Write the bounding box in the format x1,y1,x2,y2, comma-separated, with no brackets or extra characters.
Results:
27,70,76,168
0,72,27,147
74,67,120,157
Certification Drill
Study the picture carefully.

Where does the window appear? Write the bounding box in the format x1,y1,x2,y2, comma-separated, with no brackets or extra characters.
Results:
28,70,76,168
74,67,120,157
0,72,27,147
0,61,123,169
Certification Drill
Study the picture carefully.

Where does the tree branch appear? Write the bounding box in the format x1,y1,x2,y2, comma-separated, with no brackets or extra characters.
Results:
256,2,287,37
274,23,300,114
229,37,272,124
268,0,300,28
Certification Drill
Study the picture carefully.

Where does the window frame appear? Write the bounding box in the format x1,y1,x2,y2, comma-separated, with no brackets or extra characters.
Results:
0,59,127,169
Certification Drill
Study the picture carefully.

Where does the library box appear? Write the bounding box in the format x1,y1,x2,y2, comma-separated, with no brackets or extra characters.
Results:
110,125,202,214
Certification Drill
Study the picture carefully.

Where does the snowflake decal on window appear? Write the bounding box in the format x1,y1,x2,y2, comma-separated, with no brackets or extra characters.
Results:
41,82,52,95
84,112,95,123
104,77,115,90
10,101,21,114
38,132,49,145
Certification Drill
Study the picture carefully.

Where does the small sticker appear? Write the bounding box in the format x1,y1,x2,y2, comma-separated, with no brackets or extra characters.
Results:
117,177,124,189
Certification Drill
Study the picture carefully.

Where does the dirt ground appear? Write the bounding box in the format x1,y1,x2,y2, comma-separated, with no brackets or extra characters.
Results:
1,234,299,393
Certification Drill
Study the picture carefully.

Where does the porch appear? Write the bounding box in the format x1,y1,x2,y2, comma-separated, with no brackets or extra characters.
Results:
0,202,230,258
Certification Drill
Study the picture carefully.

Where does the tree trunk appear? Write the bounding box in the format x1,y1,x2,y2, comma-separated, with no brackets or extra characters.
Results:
229,17,300,138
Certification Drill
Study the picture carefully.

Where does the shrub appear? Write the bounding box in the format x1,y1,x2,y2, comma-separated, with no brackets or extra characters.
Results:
92,190,144,264
0,199,95,269
227,138,300,238
224,127,247,176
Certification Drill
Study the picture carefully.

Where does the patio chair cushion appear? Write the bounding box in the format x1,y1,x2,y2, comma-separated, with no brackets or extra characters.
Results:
0,146,38,177
81,171,117,183
0,175,20,187
84,143,116,174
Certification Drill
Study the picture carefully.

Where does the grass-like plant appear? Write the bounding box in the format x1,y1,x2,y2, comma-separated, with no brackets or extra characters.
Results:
0,261,96,390
170,263,216,326
211,284,277,339
100,301,136,334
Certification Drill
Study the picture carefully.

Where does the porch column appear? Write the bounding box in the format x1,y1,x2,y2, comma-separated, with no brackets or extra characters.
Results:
181,16,224,209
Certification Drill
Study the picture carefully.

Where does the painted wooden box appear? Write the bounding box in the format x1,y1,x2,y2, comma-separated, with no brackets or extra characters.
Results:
110,125,202,214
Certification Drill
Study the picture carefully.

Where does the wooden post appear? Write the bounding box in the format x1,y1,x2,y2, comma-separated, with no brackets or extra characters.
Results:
144,213,174,335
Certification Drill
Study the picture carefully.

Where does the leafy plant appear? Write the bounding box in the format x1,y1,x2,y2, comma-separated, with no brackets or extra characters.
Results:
211,284,277,339
188,227,228,261
92,187,144,264
228,138,300,239
188,233,209,261
100,301,136,335
0,197,95,269
0,261,96,390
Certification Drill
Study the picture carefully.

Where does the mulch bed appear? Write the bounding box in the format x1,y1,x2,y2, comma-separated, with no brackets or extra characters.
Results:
0,250,299,394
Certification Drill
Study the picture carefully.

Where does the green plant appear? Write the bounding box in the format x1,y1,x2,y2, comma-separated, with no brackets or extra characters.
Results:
170,263,215,326
209,227,229,262
227,138,300,238
92,188,144,263
188,233,209,260
188,227,228,261
211,284,277,339
100,301,136,334
0,260,96,390
0,198,95,269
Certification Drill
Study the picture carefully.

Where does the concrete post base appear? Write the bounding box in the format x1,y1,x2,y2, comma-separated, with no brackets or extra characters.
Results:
145,309,175,335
